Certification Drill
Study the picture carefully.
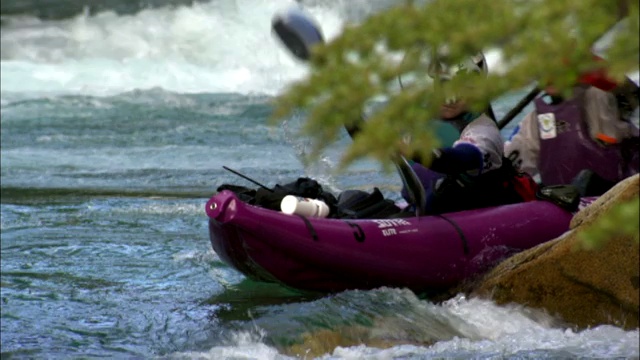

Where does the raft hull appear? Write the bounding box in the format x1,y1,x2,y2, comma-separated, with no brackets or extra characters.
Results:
207,190,578,293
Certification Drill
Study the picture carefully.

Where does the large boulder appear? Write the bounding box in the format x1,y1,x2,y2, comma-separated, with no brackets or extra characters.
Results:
469,174,640,330
281,176,639,356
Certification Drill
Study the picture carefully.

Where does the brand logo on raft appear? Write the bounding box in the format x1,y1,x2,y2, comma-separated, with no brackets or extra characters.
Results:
372,219,411,228
382,228,397,236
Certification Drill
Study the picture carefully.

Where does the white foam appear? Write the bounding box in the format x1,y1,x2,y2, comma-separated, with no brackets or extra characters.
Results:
168,330,293,360
164,291,639,359
322,295,640,359
0,0,346,97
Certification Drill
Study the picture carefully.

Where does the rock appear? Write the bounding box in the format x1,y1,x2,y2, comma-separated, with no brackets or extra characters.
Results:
284,327,409,358
282,176,639,356
469,175,639,330
571,174,640,230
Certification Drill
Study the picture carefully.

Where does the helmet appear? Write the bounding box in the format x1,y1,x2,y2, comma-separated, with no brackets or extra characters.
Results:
427,51,488,81
398,50,487,89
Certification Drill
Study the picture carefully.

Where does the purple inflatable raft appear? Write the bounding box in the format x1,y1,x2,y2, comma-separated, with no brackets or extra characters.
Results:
206,190,593,293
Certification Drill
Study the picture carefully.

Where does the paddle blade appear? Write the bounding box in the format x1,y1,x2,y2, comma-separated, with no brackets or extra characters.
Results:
396,155,427,216
272,8,324,61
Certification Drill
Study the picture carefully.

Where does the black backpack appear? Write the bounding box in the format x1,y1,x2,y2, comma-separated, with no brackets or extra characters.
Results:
218,177,338,212
217,178,402,219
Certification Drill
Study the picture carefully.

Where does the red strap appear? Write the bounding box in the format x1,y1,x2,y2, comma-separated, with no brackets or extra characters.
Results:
511,173,539,202
578,68,618,91
577,55,619,91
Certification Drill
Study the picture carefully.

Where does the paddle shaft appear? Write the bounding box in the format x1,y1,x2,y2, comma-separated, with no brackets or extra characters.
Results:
497,87,541,130
272,11,426,215
346,120,426,216
496,14,635,130
222,166,274,192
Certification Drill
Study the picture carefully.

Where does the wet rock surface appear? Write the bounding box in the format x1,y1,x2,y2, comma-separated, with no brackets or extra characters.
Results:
469,175,639,330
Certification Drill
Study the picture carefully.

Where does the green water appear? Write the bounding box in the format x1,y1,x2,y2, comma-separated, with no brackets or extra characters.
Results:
1,87,637,360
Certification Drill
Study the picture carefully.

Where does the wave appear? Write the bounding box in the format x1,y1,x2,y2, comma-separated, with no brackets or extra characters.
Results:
0,186,214,201
0,0,205,21
170,288,640,359
0,0,398,98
